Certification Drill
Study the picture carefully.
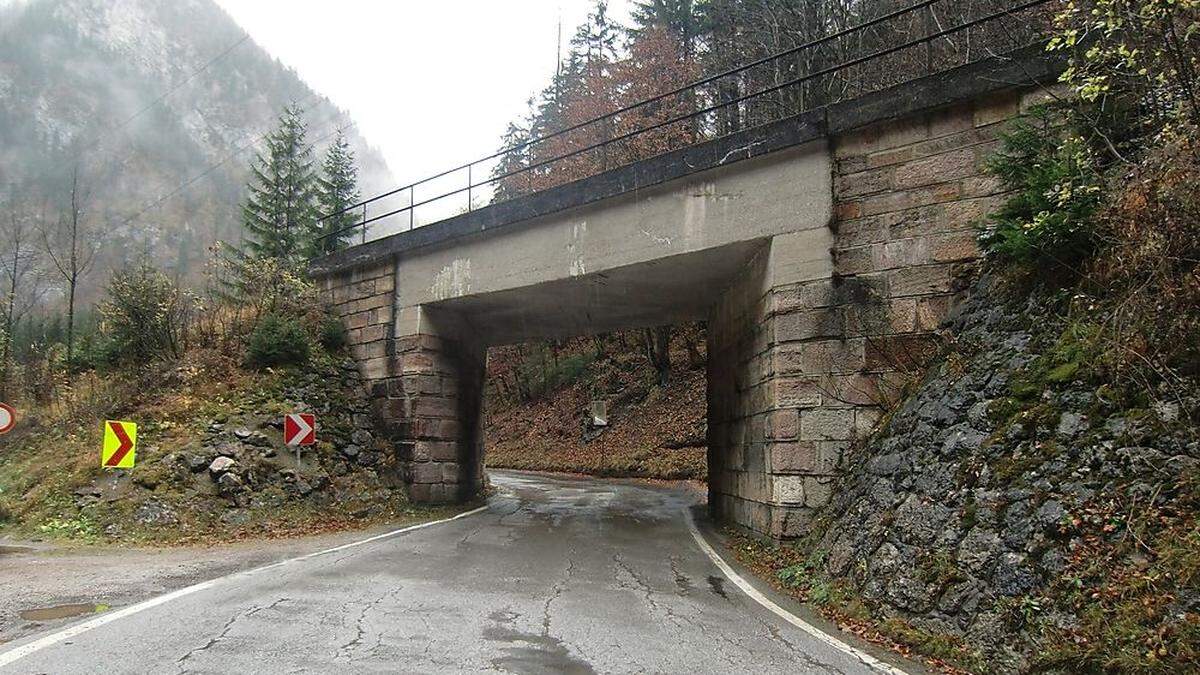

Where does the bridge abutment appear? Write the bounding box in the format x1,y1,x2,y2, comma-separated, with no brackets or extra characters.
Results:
382,306,485,503
708,230,873,539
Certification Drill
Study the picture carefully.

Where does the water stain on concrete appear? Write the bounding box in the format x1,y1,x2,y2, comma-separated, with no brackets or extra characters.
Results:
19,603,109,622
483,624,596,674
707,575,728,599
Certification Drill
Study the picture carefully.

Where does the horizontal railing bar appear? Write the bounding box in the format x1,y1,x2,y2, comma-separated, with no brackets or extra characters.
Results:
318,0,952,222
315,0,1048,243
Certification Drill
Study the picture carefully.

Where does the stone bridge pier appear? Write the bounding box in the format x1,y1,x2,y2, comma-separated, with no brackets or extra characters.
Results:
311,52,1061,539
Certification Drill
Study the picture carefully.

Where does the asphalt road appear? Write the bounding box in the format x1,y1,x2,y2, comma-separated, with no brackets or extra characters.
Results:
1,471,904,674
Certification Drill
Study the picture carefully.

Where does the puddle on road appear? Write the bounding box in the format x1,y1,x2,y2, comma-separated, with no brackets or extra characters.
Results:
19,603,109,622
484,625,597,675
0,545,34,555
707,575,728,598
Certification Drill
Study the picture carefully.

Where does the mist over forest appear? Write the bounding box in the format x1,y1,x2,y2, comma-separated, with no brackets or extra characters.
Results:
0,0,393,305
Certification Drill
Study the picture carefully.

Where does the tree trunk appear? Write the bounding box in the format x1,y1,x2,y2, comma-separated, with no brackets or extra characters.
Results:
1,245,16,399
642,326,672,387
683,327,704,369
65,274,76,376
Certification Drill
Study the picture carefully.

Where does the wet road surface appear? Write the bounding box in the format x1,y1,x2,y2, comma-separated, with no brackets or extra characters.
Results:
2,471,896,674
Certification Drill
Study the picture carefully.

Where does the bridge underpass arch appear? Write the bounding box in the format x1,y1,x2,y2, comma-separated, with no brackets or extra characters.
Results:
312,52,1059,538
411,238,769,516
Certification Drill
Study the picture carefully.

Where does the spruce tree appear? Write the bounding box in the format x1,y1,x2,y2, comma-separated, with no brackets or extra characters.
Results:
312,128,360,255
630,0,702,58
492,120,532,201
571,1,620,67
237,104,317,266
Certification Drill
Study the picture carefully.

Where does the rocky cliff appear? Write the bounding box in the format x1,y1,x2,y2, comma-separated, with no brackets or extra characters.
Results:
794,275,1199,671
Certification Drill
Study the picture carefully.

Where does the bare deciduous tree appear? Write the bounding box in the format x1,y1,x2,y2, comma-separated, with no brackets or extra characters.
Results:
0,186,48,399
41,164,101,378
642,325,672,387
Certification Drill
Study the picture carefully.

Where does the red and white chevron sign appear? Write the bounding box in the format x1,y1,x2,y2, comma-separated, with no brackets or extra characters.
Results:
284,413,316,447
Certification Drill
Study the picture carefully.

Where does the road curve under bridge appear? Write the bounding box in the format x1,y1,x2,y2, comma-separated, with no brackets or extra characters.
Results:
1,471,916,674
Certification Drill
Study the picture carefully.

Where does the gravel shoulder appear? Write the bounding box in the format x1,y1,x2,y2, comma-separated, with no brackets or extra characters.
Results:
0,519,445,645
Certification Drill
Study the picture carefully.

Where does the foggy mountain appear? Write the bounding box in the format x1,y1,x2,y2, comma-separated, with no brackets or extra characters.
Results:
0,0,393,285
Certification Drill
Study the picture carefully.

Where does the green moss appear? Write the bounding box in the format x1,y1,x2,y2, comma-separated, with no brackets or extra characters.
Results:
878,618,985,672
1046,360,1081,383
961,497,979,531
917,550,967,588
988,396,1027,423
1008,376,1044,402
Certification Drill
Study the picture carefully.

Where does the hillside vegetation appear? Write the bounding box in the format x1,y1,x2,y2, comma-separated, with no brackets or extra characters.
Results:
0,349,447,545
0,0,391,293
486,326,708,481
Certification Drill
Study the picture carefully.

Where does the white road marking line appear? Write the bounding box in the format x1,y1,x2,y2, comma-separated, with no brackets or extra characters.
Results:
683,510,910,675
0,504,491,669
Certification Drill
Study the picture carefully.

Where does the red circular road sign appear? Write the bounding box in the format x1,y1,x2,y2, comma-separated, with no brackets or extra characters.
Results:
0,403,15,435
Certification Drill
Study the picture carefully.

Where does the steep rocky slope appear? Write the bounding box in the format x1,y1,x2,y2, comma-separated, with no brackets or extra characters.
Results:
749,275,1198,672
0,351,445,544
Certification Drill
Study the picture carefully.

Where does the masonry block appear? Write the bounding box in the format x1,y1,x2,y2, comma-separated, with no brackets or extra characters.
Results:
775,308,843,342
804,476,835,508
769,440,847,475
767,409,800,440
799,408,855,441
770,506,815,540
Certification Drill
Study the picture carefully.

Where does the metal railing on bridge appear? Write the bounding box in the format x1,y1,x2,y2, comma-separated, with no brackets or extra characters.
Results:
315,0,1055,249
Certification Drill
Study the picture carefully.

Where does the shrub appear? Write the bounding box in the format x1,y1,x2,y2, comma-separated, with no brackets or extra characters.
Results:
246,314,310,368
979,105,1105,273
318,314,348,352
1049,0,1199,131
513,346,597,401
99,264,193,363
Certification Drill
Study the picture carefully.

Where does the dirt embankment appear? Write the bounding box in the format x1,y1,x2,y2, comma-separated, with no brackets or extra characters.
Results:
0,351,445,546
485,329,708,481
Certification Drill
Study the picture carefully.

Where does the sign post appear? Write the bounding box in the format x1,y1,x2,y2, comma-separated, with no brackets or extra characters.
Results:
0,403,14,435
101,420,137,469
284,413,315,468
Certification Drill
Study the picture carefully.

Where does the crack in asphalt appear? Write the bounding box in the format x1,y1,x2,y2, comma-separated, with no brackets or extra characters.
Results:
175,597,291,672
335,582,413,663
611,554,743,670
334,588,391,661
541,555,576,638
762,619,848,674
457,517,490,548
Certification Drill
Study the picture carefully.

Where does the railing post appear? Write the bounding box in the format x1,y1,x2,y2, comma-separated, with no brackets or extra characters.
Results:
468,164,473,212
361,204,367,245
409,186,415,231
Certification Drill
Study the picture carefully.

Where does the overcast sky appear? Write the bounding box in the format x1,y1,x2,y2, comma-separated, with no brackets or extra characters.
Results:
214,0,632,193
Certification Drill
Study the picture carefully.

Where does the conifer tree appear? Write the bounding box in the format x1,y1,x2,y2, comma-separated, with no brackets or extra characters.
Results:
630,0,702,58
237,104,317,267
571,1,620,67
492,120,533,201
312,128,360,255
